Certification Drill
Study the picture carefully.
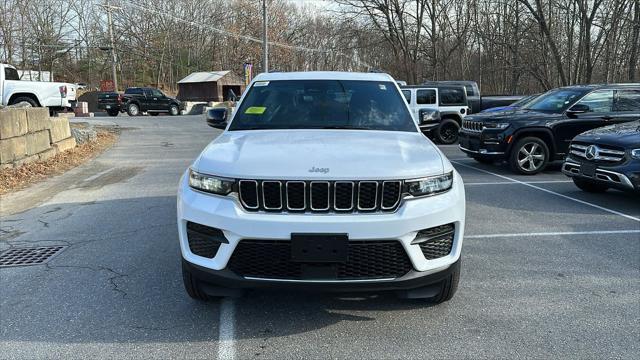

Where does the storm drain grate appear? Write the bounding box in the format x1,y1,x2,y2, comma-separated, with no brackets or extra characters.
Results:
0,246,66,268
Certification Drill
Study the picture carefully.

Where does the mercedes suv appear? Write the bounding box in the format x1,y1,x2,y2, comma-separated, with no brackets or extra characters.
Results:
177,72,466,304
563,120,640,193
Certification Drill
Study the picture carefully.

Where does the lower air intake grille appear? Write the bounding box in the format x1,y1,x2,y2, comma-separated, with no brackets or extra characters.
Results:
227,240,412,280
186,222,227,258
413,223,455,260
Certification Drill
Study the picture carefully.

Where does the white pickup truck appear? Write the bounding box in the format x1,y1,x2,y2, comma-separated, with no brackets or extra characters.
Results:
0,63,77,111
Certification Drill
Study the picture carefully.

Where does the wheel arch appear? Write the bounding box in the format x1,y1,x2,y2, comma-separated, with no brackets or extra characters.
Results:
439,113,462,124
509,128,556,156
8,92,42,107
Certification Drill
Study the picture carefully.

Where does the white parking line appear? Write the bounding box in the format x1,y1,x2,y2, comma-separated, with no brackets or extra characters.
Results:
452,161,640,222
218,298,235,360
466,229,640,239
465,180,572,186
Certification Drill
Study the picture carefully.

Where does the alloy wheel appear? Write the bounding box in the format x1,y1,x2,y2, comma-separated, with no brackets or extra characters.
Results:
517,142,545,172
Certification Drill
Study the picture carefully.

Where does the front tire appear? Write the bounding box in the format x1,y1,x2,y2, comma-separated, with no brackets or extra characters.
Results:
435,119,460,144
509,137,549,175
127,103,140,116
182,262,210,301
572,178,609,193
169,104,179,116
428,260,460,304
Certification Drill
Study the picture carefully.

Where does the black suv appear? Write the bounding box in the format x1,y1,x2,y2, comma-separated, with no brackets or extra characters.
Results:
562,120,640,193
458,84,640,174
97,87,183,117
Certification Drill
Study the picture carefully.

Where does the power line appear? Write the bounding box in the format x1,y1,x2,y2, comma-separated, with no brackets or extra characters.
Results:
118,0,370,68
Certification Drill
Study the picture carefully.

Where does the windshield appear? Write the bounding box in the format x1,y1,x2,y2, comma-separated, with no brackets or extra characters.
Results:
523,89,586,112
229,80,416,132
511,94,539,107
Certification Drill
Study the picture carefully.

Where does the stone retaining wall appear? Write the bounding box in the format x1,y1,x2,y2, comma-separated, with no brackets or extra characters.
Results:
0,108,77,170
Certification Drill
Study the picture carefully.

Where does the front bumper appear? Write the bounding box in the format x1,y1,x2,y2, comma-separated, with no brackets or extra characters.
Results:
458,130,508,158
562,159,640,192
184,257,460,296
177,170,466,285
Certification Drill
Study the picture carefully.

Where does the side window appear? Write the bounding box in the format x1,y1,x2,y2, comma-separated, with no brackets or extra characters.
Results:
416,89,436,105
4,67,20,80
613,90,640,112
440,88,466,105
125,88,143,95
401,90,411,104
464,85,475,97
151,89,163,97
143,89,153,97
576,90,613,113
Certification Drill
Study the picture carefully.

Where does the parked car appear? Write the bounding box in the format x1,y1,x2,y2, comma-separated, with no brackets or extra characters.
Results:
458,83,640,174
400,84,468,144
422,80,522,114
0,63,77,111
97,87,182,116
562,120,640,193
481,94,540,113
178,72,466,303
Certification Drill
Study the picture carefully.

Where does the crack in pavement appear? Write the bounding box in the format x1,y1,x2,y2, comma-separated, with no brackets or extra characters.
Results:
43,262,130,299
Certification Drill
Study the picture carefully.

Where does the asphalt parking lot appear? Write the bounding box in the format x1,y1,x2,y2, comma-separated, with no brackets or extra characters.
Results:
1,115,639,359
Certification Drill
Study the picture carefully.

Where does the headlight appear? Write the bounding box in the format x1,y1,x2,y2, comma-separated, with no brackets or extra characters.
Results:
482,123,510,130
631,149,640,160
405,172,453,197
188,169,234,195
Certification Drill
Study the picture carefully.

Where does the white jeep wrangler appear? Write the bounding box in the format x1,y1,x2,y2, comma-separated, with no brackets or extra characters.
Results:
178,71,466,303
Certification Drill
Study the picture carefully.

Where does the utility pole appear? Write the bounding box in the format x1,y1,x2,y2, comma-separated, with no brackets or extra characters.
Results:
262,0,268,73
100,1,120,92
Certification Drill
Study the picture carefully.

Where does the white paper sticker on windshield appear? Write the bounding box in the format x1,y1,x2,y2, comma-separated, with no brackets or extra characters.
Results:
254,81,270,87
379,84,387,90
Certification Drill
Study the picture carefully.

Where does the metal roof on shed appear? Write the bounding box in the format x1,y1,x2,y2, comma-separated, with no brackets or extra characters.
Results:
178,71,231,84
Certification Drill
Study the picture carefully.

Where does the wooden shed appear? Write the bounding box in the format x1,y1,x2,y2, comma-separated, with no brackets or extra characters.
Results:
177,71,245,102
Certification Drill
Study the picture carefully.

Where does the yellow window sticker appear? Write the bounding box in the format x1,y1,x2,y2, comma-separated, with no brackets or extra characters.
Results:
245,106,266,115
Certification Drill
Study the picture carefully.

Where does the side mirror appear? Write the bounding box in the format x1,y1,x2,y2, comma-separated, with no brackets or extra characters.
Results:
419,109,440,125
567,103,590,115
206,108,228,129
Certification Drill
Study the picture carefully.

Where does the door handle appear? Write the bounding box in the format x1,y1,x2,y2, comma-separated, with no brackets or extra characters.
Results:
601,115,613,121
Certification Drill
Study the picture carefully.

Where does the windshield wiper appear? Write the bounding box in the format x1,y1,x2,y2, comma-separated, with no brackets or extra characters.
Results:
320,125,372,130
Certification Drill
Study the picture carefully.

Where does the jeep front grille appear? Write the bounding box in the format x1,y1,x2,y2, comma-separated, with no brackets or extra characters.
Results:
237,180,402,213
462,120,483,132
570,143,626,162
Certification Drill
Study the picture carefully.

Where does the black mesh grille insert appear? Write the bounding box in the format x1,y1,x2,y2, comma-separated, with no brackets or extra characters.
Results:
358,182,378,210
228,240,412,280
186,222,227,258
382,181,401,209
334,182,354,210
286,182,305,210
262,181,282,209
414,224,455,260
310,182,330,210
239,181,258,208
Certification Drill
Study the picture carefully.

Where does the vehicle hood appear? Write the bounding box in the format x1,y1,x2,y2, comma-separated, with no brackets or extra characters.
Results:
574,121,640,148
467,109,558,123
193,130,446,180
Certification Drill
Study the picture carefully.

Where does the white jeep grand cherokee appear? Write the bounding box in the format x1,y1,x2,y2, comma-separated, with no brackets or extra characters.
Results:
178,72,465,303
